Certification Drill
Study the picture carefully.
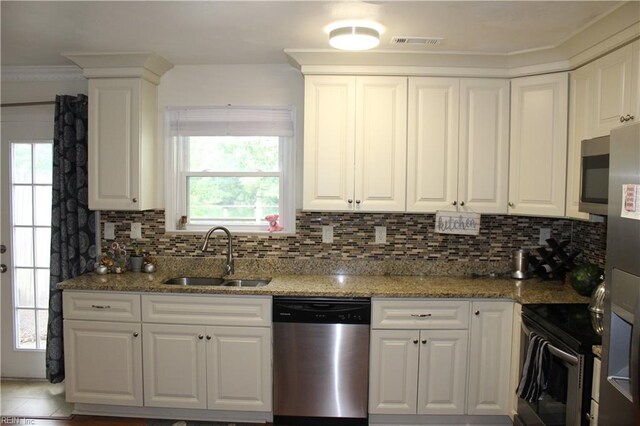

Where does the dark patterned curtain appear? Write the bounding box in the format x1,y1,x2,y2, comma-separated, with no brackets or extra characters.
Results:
46,94,97,383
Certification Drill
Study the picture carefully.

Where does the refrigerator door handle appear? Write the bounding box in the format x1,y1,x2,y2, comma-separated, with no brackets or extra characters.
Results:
632,296,640,423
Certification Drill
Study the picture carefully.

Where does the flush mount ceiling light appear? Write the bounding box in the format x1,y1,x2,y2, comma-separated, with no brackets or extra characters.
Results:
329,25,380,51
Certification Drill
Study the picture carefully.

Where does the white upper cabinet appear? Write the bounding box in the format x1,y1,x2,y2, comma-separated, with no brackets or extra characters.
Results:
566,65,593,220
509,73,568,217
458,79,510,214
88,78,158,210
303,75,407,212
64,52,173,211
407,78,459,212
407,77,509,214
592,43,635,137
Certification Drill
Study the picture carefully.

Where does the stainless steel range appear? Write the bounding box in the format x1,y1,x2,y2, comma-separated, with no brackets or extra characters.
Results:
515,303,601,426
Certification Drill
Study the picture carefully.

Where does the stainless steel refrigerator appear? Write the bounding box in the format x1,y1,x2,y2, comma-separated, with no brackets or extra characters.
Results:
600,122,640,425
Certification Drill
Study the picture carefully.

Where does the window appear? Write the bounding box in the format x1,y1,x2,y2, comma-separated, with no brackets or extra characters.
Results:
166,106,295,234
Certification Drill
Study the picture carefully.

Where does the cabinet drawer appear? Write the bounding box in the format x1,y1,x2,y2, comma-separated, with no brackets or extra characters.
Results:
372,299,470,329
142,294,271,327
63,291,141,322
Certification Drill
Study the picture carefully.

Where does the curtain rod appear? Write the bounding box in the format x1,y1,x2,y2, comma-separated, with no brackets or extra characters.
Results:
1,100,56,108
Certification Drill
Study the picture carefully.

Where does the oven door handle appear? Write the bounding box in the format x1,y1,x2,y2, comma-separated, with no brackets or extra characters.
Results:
522,322,579,366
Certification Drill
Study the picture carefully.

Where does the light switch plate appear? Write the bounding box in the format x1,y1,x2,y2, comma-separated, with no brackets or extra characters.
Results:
104,222,115,240
375,226,387,244
130,222,142,239
322,225,334,243
539,228,551,245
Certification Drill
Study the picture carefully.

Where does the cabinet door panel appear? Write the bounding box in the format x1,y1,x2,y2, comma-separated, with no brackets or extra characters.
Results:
369,329,419,414
467,301,514,415
458,79,509,214
417,330,468,415
355,76,407,211
509,73,568,217
407,77,459,212
593,44,633,137
303,76,356,211
566,67,593,220
89,78,146,210
143,323,207,409
64,320,142,406
207,326,271,412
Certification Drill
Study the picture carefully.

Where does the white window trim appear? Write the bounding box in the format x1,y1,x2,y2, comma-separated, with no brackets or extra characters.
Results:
164,106,296,236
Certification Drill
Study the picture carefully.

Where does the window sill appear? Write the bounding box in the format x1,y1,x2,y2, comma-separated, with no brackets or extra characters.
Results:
164,228,295,237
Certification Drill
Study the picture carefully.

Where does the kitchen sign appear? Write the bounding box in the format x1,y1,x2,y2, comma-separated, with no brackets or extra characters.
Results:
435,210,481,236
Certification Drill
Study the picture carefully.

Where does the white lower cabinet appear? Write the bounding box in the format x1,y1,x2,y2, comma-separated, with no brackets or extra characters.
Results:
64,319,143,406
467,301,514,415
63,291,271,418
143,323,271,411
141,295,272,412
369,298,513,422
369,329,468,415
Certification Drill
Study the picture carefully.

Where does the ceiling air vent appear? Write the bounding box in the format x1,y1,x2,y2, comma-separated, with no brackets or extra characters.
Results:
391,36,443,46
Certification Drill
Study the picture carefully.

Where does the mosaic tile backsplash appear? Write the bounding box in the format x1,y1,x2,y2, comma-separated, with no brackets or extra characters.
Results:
99,210,607,270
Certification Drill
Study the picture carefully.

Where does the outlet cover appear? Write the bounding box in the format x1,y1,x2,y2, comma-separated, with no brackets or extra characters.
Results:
322,225,334,243
104,222,115,240
539,228,551,245
375,226,387,244
130,222,142,239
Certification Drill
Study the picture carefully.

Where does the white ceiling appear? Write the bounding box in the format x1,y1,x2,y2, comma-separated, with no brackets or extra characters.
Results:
0,1,625,67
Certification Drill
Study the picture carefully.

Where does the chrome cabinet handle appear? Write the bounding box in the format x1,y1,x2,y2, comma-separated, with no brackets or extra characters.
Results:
475,310,480,316
452,201,457,206
206,335,211,340
133,332,139,337
620,114,636,123
413,339,419,344
198,334,204,340
460,201,465,206
91,304,111,309
0,264,6,273
411,313,432,318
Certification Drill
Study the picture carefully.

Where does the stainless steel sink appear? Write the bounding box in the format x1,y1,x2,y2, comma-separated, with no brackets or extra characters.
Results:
163,277,270,287
221,279,270,287
163,277,226,286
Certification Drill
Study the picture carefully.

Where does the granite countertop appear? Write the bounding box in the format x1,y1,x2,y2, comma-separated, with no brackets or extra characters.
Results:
57,270,590,305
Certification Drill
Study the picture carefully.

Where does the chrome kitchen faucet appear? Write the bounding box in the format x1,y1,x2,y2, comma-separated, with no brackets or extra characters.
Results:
202,226,234,275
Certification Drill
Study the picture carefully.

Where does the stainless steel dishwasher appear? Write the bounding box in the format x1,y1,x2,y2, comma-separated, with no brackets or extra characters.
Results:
273,297,370,425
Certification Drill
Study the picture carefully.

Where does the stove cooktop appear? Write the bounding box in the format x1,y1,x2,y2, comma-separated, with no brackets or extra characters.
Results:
522,303,602,354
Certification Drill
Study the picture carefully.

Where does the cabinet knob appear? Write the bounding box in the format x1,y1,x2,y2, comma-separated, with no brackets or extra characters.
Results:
355,200,361,205
508,202,514,207
621,115,626,123
460,201,465,206
132,198,138,203
452,201,457,206
628,114,635,121
206,335,211,340
133,332,139,337
413,339,419,344
475,310,480,316
348,199,353,204
0,264,6,273
421,339,427,344
198,334,204,340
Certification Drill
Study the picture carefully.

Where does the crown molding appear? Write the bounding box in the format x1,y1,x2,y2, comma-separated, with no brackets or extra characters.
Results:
1,65,84,82
62,52,174,84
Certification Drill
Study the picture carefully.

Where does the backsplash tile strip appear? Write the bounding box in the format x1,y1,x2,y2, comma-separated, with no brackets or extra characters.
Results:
99,210,606,271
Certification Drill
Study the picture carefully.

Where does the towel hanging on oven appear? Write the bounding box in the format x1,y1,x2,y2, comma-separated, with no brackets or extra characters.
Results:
516,332,550,402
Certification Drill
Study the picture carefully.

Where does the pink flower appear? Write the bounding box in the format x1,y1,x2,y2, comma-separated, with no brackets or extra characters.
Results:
265,214,284,232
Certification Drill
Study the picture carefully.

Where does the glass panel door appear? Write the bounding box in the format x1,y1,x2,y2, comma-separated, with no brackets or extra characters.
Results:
10,141,52,350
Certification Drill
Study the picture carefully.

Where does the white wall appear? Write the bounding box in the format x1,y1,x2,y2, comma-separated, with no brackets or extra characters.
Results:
157,64,305,208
